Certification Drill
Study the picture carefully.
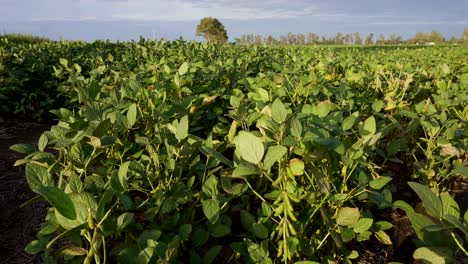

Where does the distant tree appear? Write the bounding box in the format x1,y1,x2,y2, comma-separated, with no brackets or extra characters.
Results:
307,33,319,45
297,33,306,45
462,28,468,44
429,31,445,43
365,33,374,45
353,32,363,45
196,17,228,43
377,34,386,45
264,35,277,45
287,32,297,45
449,36,459,44
335,32,344,45
279,35,287,45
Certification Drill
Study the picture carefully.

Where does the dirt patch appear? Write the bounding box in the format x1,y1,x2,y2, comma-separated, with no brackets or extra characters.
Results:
0,116,50,264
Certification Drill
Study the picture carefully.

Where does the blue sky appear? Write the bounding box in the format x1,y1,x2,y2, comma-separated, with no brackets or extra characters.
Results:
1,0,467,41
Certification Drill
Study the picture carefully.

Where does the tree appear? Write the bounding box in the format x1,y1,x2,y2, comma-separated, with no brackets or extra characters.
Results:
196,17,228,43
365,33,374,45
463,28,468,44
353,32,363,45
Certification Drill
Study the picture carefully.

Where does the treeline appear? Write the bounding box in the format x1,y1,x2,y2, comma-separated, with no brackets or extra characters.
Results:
234,28,468,45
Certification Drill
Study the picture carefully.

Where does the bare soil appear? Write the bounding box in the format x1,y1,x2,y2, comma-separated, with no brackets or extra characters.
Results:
0,116,50,264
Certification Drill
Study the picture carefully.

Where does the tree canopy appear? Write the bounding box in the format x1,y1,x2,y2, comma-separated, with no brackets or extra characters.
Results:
196,17,228,43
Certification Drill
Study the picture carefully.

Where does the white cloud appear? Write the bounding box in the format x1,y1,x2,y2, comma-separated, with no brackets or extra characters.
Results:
19,0,319,22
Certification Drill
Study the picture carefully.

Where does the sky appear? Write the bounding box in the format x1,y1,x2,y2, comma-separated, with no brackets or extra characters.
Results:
0,0,467,41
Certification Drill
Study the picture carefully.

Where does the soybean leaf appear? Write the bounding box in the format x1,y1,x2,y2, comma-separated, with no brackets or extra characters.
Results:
374,230,392,245
341,115,356,131
289,158,305,176
202,199,220,224
25,163,53,193
203,245,222,264
336,207,360,226
413,247,454,264
25,240,44,254
408,182,443,220
38,134,48,152
316,101,331,117
289,116,302,138
117,212,134,231
369,176,392,190
127,103,137,128
235,131,264,164
39,186,76,220
361,116,376,136
176,115,189,141
263,145,287,170
452,166,468,177
271,99,288,124
440,192,460,218
178,62,189,76
118,161,130,189
353,218,373,233
10,143,35,154
55,192,97,230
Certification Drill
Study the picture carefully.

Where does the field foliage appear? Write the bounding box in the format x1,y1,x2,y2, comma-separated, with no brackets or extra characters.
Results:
2,37,468,263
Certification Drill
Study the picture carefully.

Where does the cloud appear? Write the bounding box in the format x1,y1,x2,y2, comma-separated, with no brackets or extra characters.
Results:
18,0,319,22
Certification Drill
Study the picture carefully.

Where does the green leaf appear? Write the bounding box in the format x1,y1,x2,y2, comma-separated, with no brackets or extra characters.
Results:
127,103,137,128
10,143,35,154
193,228,209,247
336,207,360,226
316,100,332,117
55,192,97,230
138,247,156,264
117,212,134,231
200,146,233,168
289,158,305,176
263,145,287,170
271,98,288,124
240,210,256,231
408,182,443,220
235,131,264,164
443,215,468,237
56,246,87,256
362,116,376,136
353,218,373,233
25,240,44,254
232,163,260,177
38,134,48,152
289,116,303,138
413,247,454,264
372,100,384,112
295,262,320,264
202,199,220,224
39,186,76,220
203,245,222,264
369,176,392,190
176,115,189,141
374,230,392,245
251,223,269,239
118,161,130,189
440,192,460,219
25,163,53,193
59,58,68,66
339,226,355,242
372,221,392,231
178,62,189,75
202,175,218,198
393,200,415,213
452,166,468,177
407,211,435,241
341,115,356,131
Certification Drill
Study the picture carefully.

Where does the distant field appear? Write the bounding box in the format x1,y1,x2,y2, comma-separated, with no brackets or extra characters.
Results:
1,37,467,263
